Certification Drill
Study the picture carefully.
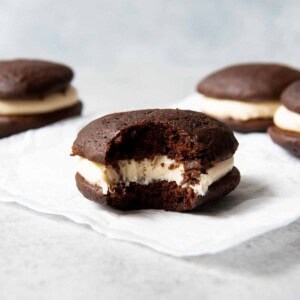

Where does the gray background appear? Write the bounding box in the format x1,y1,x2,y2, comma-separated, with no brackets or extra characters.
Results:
1,0,300,112
1,1,300,299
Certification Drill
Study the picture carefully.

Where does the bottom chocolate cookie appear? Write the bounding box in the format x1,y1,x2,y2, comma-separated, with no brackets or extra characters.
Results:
75,167,241,212
216,117,273,133
0,101,82,138
268,126,300,157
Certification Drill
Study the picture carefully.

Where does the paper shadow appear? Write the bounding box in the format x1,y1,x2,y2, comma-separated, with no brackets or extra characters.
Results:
193,175,274,215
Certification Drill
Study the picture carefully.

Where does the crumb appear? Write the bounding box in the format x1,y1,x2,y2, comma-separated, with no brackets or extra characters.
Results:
168,164,175,170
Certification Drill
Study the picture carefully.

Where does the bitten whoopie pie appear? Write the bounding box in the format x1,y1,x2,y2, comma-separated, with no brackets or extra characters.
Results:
71,109,240,212
268,80,300,157
0,59,82,138
197,63,300,133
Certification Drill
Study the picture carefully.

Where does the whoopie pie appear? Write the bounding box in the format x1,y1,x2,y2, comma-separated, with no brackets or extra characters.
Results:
197,63,300,133
71,109,240,212
0,59,82,138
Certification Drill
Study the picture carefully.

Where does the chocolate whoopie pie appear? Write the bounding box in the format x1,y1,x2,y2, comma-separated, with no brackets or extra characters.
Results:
268,80,300,157
197,63,300,133
71,109,240,212
0,59,82,138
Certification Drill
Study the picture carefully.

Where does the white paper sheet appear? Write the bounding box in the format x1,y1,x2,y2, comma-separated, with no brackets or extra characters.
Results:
0,95,299,257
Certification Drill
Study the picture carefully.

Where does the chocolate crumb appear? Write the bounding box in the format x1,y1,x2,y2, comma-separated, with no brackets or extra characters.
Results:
168,164,175,170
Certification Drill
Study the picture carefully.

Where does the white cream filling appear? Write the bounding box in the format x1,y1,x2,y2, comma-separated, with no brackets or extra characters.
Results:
76,155,234,196
201,96,280,121
0,86,78,115
274,105,300,133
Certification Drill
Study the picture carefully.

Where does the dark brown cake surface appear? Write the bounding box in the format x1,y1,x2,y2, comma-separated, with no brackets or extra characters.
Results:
212,117,274,133
281,80,300,113
72,109,239,165
0,59,73,99
75,167,241,212
197,63,300,102
268,126,300,157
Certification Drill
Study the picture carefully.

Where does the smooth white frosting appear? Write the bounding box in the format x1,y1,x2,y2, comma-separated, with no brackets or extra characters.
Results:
0,86,78,115
76,155,234,196
201,96,280,121
274,105,300,133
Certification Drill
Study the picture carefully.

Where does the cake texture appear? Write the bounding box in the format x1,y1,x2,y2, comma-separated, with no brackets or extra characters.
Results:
0,59,73,98
0,59,82,137
72,109,240,211
197,63,300,101
215,117,274,133
281,80,300,113
268,126,300,157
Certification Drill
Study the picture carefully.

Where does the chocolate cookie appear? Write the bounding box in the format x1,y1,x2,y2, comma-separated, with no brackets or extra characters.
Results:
0,101,82,138
196,63,300,133
75,168,241,211
197,63,300,101
217,117,274,133
268,126,300,157
0,59,82,138
0,59,73,99
268,80,300,157
72,109,240,212
281,80,300,113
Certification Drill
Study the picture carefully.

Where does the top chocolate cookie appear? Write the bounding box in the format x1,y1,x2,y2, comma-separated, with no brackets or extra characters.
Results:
72,109,238,165
197,63,300,102
281,80,300,113
0,59,73,99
